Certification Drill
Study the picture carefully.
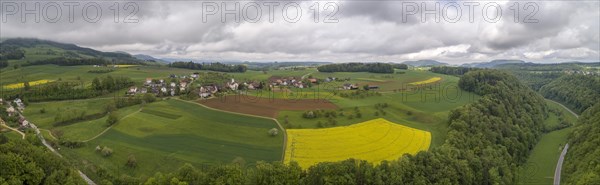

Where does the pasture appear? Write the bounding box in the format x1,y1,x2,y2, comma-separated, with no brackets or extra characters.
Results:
59,99,283,178
284,118,431,169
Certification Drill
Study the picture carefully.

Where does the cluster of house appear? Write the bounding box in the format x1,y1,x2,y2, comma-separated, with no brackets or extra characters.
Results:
127,74,193,96
1,98,30,128
268,76,317,89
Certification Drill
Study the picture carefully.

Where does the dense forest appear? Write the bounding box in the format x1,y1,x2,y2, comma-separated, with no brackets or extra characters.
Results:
0,45,25,61
539,75,600,114
0,137,86,184
317,63,394,73
169,61,247,73
74,70,549,184
562,103,600,185
430,66,476,76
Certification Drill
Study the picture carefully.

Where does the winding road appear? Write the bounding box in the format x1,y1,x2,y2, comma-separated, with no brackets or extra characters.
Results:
548,99,579,185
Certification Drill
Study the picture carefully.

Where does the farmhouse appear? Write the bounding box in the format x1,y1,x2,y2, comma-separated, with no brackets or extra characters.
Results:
343,83,359,90
141,88,148,94
308,78,318,83
191,72,200,79
226,79,239,90
18,117,30,127
13,98,24,111
6,107,15,116
180,82,188,91
127,86,138,95
199,85,219,98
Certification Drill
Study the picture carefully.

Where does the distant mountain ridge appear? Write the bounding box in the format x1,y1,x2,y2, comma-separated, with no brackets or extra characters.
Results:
461,59,526,68
134,54,169,64
402,60,449,67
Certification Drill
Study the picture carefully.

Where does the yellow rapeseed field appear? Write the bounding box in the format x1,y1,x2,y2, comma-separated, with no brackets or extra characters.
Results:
3,79,54,90
114,65,139,68
409,77,442,85
284,118,431,169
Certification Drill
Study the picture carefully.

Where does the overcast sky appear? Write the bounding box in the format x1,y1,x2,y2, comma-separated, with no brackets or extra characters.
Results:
1,0,599,64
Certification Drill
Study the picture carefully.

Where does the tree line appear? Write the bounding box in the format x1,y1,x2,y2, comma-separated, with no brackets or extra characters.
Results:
317,63,395,73
430,66,476,76
169,61,247,73
2,75,134,102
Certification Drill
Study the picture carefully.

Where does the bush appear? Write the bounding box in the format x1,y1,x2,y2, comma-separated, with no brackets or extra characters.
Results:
106,112,119,126
126,154,137,168
101,147,113,157
268,128,279,136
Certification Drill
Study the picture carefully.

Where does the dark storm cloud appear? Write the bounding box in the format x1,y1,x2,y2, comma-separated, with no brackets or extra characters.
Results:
0,0,598,63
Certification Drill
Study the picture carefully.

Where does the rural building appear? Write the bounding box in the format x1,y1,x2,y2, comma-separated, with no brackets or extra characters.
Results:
6,107,15,116
191,72,199,79
199,85,219,98
368,85,379,89
343,83,359,90
308,78,318,83
18,117,29,127
141,88,148,94
127,86,138,96
227,79,239,90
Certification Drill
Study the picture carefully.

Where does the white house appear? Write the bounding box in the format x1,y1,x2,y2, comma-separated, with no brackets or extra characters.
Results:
161,87,168,93
6,107,15,116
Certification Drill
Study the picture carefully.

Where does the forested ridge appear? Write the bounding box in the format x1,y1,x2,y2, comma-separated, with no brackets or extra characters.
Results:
169,61,247,73
562,103,600,184
0,137,86,184
2,75,134,102
67,69,549,184
317,63,395,73
539,75,600,114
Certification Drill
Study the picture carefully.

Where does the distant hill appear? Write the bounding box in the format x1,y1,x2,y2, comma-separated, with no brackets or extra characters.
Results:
134,54,169,64
0,38,145,64
402,60,448,67
461,59,526,68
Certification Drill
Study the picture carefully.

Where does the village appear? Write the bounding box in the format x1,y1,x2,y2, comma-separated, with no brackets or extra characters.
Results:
124,72,370,99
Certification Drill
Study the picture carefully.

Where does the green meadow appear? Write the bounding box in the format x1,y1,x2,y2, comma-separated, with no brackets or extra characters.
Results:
59,99,283,179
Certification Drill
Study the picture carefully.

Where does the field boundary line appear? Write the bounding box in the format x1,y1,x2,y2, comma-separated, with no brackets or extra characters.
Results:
82,108,142,142
173,98,288,161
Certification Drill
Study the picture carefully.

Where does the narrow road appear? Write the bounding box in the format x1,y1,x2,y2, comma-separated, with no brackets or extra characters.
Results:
554,143,569,185
0,119,25,139
301,72,312,80
547,99,579,185
174,98,288,161
29,122,96,185
547,99,579,118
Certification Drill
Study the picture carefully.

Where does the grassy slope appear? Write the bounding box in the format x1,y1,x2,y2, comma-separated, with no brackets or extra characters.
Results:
60,99,283,180
518,100,578,184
